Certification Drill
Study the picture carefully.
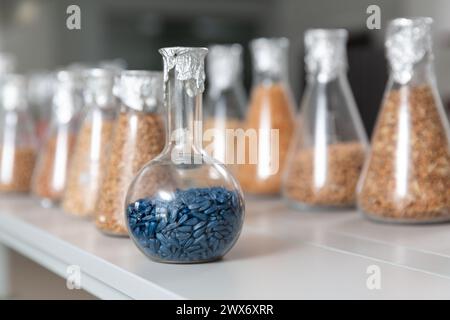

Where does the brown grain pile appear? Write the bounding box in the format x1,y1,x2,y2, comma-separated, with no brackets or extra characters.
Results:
31,133,76,203
358,85,450,222
237,83,295,195
284,142,365,207
62,120,115,218
95,111,165,236
0,148,36,192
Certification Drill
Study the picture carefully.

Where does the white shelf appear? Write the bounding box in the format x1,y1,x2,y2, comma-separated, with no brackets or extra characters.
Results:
1,194,450,299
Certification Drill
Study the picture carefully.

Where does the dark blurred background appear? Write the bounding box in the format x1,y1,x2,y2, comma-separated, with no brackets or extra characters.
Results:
1,0,450,135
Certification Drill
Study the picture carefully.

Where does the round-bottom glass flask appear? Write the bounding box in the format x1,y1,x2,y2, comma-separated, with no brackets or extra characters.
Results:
125,47,245,263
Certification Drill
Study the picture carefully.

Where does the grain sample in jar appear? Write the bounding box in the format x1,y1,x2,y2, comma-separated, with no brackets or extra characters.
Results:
357,17,450,223
31,70,83,207
203,44,247,173
62,69,118,218
0,74,37,193
237,38,296,195
96,71,165,236
283,29,368,209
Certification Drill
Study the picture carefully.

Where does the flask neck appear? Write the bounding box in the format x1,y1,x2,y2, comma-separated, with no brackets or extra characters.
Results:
389,59,435,87
160,47,208,164
166,67,203,153
306,67,347,84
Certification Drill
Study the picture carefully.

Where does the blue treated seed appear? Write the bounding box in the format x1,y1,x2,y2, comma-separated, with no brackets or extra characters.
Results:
164,222,178,231
203,205,217,215
207,221,219,229
198,200,211,211
184,218,199,226
193,221,207,231
193,227,206,238
177,225,192,232
183,237,194,248
191,212,208,221
178,214,189,225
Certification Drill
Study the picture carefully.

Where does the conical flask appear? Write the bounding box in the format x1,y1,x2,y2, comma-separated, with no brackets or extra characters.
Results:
283,29,368,209
203,44,247,173
237,38,296,195
357,17,450,223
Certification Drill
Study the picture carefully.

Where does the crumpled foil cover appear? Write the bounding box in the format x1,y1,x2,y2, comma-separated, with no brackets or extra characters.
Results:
83,68,116,108
304,29,348,82
386,17,433,84
116,70,163,112
207,44,243,91
0,74,27,111
159,47,208,97
250,38,289,79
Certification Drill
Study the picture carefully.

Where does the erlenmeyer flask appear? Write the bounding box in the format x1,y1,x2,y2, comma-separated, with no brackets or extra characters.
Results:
62,69,118,218
237,38,296,195
125,47,245,263
0,75,37,193
31,70,83,207
204,44,247,173
95,70,166,236
357,17,450,223
283,29,368,209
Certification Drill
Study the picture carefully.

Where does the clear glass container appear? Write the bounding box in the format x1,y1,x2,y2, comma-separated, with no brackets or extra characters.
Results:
125,47,245,263
283,29,368,209
96,70,166,236
31,70,83,207
357,17,450,223
62,69,118,218
204,44,247,173
237,38,296,195
0,74,37,193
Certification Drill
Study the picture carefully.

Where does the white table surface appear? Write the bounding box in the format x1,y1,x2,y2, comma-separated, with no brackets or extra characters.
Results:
1,194,450,299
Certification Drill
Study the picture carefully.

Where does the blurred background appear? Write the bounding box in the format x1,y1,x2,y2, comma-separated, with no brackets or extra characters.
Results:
2,0,450,299
1,0,450,135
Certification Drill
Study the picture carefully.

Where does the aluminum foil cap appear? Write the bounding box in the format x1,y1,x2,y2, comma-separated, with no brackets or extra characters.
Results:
159,47,208,97
52,70,84,123
305,29,348,81
0,74,28,111
83,68,116,108
207,44,243,90
250,37,289,80
386,17,433,84
116,70,163,112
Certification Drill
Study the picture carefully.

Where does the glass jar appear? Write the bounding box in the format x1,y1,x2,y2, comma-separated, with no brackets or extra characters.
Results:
31,70,83,207
283,29,368,209
237,38,296,195
125,47,245,263
62,69,118,218
357,17,450,223
96,70,165,236
204,44,247,173
0,75,37,193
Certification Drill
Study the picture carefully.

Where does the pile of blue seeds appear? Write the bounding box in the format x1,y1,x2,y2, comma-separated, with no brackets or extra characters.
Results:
127,187,243,262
